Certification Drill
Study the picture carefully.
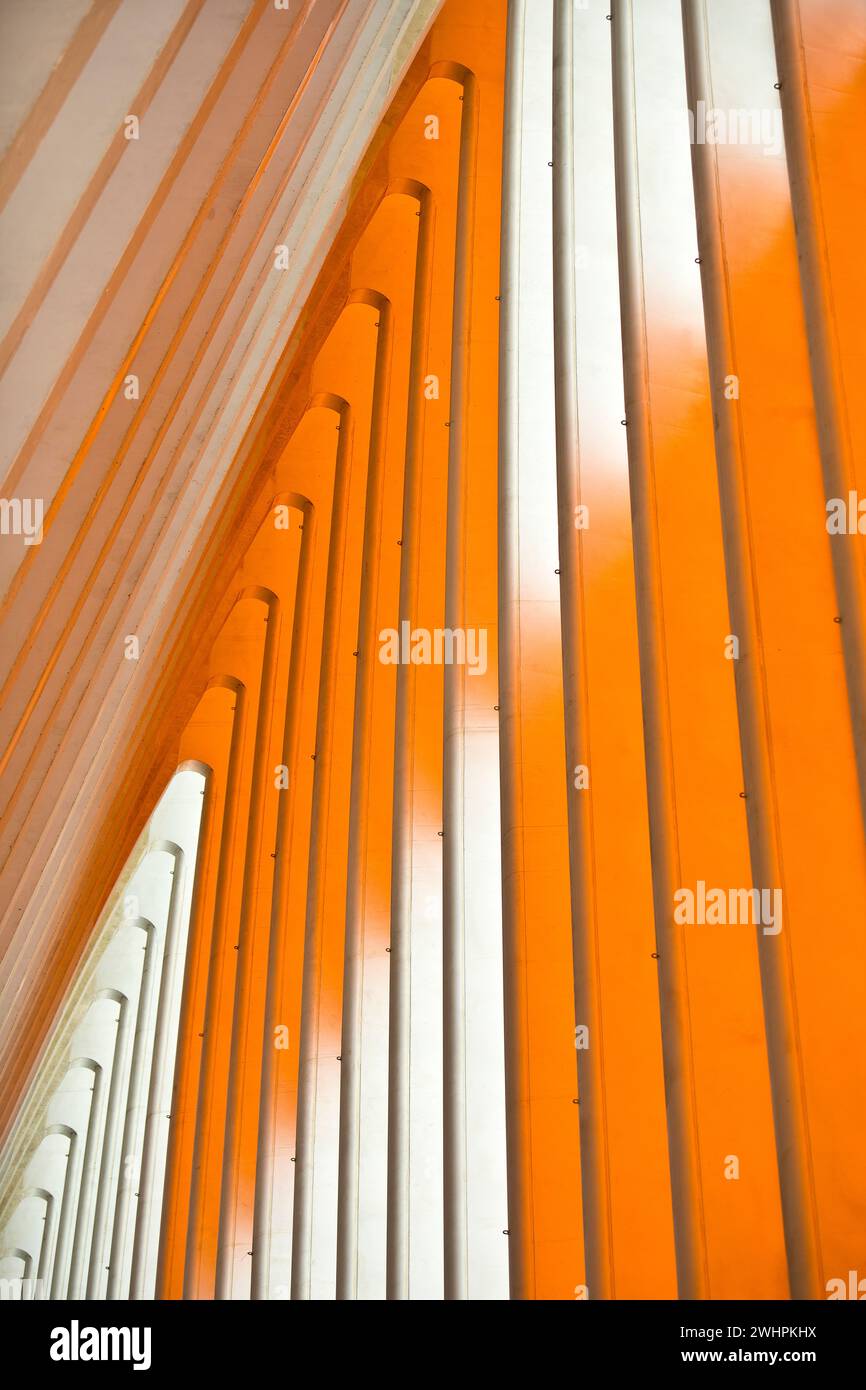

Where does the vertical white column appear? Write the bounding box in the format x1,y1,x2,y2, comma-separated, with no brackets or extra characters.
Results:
67,990,125,1297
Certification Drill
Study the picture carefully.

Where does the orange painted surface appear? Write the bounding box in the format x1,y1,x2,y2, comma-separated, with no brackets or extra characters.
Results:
2,0,865,1302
